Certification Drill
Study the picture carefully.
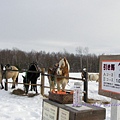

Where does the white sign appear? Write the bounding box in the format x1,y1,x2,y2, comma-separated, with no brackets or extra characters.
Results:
42,102,58,120
102,60,120,93
73,82,82,107
58,108,69,120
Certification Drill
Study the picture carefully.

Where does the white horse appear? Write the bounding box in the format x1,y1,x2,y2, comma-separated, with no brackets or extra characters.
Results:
88,73,99,82
48,57,70,92
56,57,70,91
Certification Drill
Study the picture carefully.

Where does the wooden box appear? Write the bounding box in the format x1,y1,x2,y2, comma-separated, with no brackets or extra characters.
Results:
42,99,106,120
49,91,73,104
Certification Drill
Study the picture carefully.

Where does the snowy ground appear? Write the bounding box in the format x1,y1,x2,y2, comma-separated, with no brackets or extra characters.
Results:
0,73,111,120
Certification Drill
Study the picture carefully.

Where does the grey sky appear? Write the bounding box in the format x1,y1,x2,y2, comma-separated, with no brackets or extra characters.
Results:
0,0,120,55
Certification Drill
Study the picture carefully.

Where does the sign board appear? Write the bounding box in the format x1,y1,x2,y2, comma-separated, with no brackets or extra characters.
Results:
42,101,58,120
99,55,120,100
58,108,69,120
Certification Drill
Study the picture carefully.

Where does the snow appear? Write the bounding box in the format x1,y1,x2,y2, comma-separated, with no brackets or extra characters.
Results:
0,73,112,120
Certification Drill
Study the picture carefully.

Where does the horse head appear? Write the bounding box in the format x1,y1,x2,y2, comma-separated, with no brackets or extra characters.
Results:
56,57,70,76
29,62,41,72
5,64,12,70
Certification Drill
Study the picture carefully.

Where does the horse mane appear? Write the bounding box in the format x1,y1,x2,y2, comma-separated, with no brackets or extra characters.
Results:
64,58,70,71
59,57,70,71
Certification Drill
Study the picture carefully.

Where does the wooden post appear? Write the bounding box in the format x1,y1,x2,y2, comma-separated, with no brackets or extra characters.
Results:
111,98,120,120
41,68,45,96
84,77,88,102
5,79,8,91
82,68,88,102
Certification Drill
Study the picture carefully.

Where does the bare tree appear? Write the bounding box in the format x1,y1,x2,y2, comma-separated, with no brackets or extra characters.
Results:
76,46,83,71
0,48,100,72
83,47,89,70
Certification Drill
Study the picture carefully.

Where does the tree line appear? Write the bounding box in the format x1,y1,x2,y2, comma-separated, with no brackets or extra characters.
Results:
0,48,101,72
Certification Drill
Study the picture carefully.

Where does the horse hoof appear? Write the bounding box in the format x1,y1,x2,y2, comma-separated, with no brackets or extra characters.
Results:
25,91,28,94
1,87,4,89
11,86,15,89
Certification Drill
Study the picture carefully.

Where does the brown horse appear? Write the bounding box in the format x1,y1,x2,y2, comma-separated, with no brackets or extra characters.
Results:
48,63,59,91
48,57,70,92
0,64,19,89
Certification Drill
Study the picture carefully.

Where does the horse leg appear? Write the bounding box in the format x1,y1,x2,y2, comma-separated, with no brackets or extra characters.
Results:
30,83,33,91
12,79,16,89
1,82,4,89
30,86,32,91
34,81,38,94
50,81,55,92
62,84,66,91
11,72,19,89
32,84,38,94
25,85,29,94
12,84,15,89
57,82,60,91
0,77,4,89
49,79,52,91
35,86,38,94
62,79,68,92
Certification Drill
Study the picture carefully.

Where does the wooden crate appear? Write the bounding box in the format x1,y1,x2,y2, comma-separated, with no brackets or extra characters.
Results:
49,91,73,104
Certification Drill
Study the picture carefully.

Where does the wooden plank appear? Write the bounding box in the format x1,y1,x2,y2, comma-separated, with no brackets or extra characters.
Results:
41,68,45,96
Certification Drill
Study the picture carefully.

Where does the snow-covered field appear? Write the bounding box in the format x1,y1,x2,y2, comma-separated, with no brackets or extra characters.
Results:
0,73,111,120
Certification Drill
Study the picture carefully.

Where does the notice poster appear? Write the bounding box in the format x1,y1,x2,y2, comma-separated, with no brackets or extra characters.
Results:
102,60,120,93
42,102,58,120
58,108,69,120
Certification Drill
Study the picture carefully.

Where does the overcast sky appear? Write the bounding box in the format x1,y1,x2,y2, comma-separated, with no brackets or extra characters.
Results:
0,0,120,55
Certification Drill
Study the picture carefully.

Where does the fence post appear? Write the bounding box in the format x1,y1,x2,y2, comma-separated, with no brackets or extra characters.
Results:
84,77,88,102
82,68,88,102
41,68,45,96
